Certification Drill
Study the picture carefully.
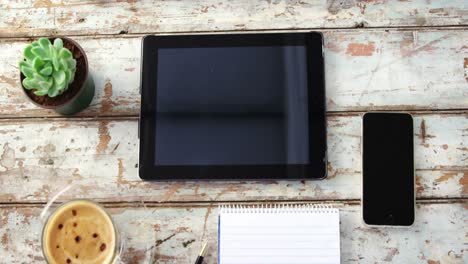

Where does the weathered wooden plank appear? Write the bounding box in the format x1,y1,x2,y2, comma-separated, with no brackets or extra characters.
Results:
0,202,466,263
324,30,468,112
0,0,467,38
0,113,465,203
0,29,467,118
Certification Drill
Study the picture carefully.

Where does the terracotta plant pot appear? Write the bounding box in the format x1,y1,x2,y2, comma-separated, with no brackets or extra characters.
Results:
20,37,95,115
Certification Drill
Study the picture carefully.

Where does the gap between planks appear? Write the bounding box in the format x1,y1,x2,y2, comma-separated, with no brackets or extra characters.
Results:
1,25,467,41
0,109,466,123
0,198,466,208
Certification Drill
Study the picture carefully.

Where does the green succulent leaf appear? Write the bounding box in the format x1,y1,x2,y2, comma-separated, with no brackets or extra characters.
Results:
32,57,45,71
52,54,60,71
64,69,71,84
59,58,68,70
22,78,39,90
49,44,57,62
50,80,67,97
20,66,35,78
31,42,40,48
40,65,53,76
38,38,51,52
52,70,66,86
19,61,34,78
58,48,72,59
33,72,47,82
67,58,77,70
23,46,35,61
34,89,49,96
31,46,48,60
47,84,59,97
70,70,76,83
38,78,53,90
53,38,63,50
19,60,30,68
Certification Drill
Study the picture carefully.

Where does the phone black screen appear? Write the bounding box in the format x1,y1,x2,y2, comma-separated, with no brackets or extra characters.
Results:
362,113,414,226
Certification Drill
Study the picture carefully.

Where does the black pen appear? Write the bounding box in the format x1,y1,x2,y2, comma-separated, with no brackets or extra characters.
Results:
194,242,207,264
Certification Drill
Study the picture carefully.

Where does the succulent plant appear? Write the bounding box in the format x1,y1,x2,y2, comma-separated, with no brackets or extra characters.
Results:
19,38,76,97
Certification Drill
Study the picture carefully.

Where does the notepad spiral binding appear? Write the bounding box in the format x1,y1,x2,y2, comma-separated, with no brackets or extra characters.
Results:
219,204,338,214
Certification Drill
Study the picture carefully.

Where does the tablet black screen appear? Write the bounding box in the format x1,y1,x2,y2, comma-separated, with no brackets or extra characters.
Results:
155,46,309,166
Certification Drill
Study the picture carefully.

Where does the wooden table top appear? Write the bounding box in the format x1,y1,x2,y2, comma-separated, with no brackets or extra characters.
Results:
0,1,466,263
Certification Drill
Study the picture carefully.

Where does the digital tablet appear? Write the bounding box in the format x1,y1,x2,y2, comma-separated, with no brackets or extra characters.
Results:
139,32,327,180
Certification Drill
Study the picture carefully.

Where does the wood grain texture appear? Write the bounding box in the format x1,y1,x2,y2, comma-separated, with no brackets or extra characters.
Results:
1,29,467,117
0,113,465,203
0,0,467,38
0,202,466,263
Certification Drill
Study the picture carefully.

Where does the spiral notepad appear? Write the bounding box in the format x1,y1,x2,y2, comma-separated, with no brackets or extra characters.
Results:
218,205,340,264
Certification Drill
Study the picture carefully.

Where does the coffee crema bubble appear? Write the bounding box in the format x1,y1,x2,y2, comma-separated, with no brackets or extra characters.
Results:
42,200,117,264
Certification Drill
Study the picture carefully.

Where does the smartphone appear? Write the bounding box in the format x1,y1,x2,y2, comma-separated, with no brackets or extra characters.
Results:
362,113,414,226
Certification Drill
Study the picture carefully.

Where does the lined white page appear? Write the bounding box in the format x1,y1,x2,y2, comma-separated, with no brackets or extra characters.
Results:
218,206,340,264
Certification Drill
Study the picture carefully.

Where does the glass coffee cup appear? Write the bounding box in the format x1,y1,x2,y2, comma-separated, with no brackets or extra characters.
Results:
41,199,120,264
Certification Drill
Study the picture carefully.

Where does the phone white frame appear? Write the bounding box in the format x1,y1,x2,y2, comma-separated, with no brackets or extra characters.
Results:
360,112,415,228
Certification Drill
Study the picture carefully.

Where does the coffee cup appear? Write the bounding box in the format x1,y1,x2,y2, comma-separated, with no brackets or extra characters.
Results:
41,199,119,264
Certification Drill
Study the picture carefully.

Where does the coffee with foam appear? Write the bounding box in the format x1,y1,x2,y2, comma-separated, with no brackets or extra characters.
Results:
42,200,117,264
